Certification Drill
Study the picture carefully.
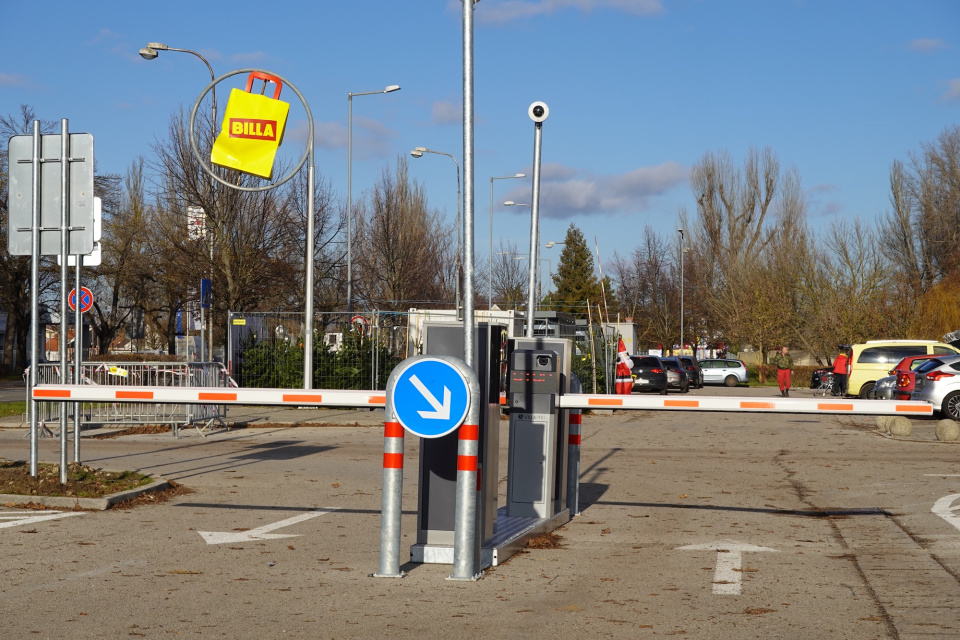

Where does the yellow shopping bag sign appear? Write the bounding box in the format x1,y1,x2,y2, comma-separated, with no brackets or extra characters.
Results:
211,72,289,179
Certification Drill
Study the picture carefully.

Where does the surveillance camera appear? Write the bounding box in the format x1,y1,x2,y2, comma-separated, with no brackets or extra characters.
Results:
528,101,549,123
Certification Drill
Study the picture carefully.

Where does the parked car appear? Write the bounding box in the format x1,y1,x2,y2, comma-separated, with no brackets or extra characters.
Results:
873,375,897,400
910,355,960,420
660,357,691,393
677,356,704,389
847,340,960,399
629,355,668,395
890,355,936,400
699,358,749,387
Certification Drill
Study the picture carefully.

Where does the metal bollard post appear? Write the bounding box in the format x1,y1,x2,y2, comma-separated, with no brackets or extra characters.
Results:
450,371,482,581
375,367,406,578
567,373,582,516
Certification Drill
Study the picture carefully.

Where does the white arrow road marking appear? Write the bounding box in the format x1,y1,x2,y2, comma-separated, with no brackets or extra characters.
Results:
677,541,778,595
932,494,960,533
0,510,84,530
198,508,335,545
409,374,451,420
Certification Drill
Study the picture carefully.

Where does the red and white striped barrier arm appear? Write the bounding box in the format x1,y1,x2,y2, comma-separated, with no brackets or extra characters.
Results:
557,394,933,416
33,385,387,408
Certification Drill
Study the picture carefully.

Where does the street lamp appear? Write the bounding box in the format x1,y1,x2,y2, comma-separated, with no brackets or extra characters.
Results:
411,146,462,312
545,241,564,249
347,85,401,314
141,41,217,362
678,228,684,355
489,173,525,309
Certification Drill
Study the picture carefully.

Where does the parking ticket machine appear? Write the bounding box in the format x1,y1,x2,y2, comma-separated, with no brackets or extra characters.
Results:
506,348,565,518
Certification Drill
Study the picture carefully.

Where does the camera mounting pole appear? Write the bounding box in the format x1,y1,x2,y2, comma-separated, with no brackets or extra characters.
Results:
525,102,548,338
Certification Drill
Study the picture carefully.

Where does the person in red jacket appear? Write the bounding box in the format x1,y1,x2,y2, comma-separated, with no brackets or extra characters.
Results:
832,347,849,396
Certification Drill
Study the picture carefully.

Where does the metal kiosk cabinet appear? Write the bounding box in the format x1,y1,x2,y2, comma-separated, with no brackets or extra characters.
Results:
506,339,571,519
411,322,505,562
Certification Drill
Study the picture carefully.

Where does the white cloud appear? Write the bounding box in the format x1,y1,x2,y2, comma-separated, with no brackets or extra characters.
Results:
502,161,687,218
432,100,461,125
0,72,33,87
908,38,950,52
942,78,960,102
464,0,664,24
229,51,270,65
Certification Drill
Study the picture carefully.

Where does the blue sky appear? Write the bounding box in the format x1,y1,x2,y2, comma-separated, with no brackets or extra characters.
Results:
2,0,958,278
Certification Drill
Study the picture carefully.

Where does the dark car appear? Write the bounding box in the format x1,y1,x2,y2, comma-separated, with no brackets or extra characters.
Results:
678,356,703,389
661,357,691,393
630,355,668,395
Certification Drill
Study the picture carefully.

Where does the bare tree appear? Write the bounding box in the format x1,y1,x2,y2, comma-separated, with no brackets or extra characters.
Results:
354,157,454,311
491,240,528,309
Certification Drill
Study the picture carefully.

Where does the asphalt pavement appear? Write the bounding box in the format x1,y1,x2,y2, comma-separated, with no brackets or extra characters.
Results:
2,385,960,639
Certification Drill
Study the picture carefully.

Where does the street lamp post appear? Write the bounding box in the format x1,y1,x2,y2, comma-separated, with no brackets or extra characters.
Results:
348,85,401,315
489,173,525,309
141,42,217,362
411,147,462,314
678,228,684,355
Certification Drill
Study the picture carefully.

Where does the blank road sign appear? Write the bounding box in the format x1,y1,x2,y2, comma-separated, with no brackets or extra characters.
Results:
6,133,95,256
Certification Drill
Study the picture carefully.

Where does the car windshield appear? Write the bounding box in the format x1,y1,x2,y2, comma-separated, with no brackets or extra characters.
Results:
662,359,681,370
631,357,659,368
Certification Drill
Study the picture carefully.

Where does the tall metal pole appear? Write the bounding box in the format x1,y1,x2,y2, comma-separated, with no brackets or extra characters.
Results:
73,258,81,462
58,119,70,484
346,86,400,316
525,121,544,338
29,121,41,477
346,94,354,316
678,228,684,355
304,154,316,388
462,0,475,369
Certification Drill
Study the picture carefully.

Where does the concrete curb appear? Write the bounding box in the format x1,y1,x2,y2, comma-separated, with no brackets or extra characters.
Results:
1,476,170,511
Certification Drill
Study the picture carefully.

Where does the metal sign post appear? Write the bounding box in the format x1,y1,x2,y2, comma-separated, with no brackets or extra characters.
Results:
7,121,94,478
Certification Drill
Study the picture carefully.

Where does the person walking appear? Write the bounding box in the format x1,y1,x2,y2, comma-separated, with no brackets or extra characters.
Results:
771,346,793,397
832,347,849,396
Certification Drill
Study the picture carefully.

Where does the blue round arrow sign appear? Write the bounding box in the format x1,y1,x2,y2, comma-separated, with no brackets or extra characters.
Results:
391,358,470,438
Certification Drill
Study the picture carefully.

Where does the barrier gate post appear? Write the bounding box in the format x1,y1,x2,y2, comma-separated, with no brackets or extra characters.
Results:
567,372,582,517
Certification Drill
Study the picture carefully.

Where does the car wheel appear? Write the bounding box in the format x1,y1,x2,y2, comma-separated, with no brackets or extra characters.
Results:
724,375,737,387
860,382,876,400
944,392,960,421
659,386,668,395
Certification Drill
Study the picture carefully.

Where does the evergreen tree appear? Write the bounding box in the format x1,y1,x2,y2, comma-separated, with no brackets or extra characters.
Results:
550,224,604,318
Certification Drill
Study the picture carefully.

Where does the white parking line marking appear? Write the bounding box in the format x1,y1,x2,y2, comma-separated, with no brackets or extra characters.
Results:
932,494,960,533
0,510,84,529
198,508,336,544
678,541,778,595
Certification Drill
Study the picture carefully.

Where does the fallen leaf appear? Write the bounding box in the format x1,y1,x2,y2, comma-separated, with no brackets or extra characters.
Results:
331,483,340,488
679,494,688,499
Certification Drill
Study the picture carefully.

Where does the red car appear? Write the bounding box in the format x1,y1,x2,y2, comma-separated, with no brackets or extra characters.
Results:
893,355,937,400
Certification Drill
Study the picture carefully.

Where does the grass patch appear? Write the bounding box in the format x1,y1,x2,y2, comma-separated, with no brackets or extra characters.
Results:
0,460,152,498
0,401,25,418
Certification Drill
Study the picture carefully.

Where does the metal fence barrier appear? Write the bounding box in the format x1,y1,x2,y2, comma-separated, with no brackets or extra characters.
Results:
227,311,409,390
30,362,234,437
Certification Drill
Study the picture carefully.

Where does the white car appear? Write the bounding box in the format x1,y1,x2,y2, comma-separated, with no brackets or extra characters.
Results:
911,355,960,420
699,358,749,387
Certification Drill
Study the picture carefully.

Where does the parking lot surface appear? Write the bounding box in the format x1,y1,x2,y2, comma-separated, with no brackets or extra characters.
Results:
2,387,959,639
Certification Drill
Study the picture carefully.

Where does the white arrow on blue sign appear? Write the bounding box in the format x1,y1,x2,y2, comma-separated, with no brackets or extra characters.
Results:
391,357,470,438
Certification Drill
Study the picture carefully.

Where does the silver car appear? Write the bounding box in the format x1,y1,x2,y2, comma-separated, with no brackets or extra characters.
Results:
911,355,960,420
873,375,897,400
699,358,749,387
